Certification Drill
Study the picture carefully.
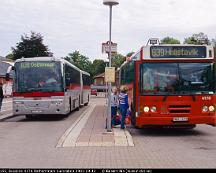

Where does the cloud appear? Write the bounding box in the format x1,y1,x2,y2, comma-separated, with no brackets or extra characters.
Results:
0,0,216,60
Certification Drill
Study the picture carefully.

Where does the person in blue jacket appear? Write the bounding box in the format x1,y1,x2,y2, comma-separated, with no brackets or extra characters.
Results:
118,85,129,129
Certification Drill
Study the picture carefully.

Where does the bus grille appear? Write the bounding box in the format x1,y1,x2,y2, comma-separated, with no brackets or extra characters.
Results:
168,105,191,114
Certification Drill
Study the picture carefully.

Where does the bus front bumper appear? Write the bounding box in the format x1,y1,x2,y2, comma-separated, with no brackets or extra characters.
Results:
13,98,69,115
136,116,216,128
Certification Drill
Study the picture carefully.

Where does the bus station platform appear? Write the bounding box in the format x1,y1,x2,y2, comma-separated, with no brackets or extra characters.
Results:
57,103,134,147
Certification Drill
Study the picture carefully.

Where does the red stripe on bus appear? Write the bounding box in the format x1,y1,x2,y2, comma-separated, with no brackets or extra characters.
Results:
13,92,65,97
66,84,81,90
83,85,91,90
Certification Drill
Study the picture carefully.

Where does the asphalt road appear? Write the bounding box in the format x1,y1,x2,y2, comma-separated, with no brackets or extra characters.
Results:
0,96,216,168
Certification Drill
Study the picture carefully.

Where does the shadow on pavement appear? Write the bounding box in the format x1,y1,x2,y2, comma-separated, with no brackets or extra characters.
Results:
1,114,69,122
21,114,69,122
128,125,208,137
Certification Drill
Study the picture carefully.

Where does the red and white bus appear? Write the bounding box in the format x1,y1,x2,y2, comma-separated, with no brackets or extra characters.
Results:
119,42,216,128
7,57,91,118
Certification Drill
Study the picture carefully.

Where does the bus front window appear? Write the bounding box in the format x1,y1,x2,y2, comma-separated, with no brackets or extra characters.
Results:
141,63,179,93
140,63,215,95
179,63,214,93
15,61,63,92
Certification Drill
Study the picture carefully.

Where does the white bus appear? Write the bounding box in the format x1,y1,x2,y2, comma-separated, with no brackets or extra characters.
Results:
6,57,91,118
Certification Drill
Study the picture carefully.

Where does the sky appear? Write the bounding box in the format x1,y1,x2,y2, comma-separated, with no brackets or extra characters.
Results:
0,0,216,61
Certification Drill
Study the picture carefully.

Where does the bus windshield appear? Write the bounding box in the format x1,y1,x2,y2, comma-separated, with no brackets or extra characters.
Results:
14,61,63,92
140,63,215,95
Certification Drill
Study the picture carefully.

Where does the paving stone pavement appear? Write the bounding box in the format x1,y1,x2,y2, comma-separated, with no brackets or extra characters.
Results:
57,103,134,147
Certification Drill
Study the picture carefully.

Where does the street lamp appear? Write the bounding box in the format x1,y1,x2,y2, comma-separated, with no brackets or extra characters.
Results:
103,0,119,132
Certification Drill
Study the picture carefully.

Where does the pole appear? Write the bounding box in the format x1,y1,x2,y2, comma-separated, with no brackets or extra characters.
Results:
105,63,108,104
106,5,112,132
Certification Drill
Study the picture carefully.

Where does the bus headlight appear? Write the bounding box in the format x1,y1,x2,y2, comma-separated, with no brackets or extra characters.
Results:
150,106,157,113
209,106,215,112
202,106,208,113
143,106,150,113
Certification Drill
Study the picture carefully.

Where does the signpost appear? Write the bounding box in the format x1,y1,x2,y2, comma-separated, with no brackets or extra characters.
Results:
105,67,115,83
102,41,117,54
103,0,119,132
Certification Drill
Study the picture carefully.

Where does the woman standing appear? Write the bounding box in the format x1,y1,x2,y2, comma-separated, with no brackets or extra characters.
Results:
118,85,129,129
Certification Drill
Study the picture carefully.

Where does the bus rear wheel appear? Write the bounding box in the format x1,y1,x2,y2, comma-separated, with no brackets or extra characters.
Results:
75,98,80,111
84,96,89,106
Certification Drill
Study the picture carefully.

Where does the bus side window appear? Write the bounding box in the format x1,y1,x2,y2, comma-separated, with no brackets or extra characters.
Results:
65,65,71,87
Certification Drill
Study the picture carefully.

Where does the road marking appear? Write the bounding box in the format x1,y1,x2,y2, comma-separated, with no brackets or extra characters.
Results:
125,130,135,147
56,104,96,147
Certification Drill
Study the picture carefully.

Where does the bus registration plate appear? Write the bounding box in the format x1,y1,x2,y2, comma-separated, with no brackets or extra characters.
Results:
173,117,188,122
31,110,43,113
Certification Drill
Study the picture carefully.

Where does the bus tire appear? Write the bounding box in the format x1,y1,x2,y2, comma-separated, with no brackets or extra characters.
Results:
131,103,138,128
84,95,89,106
25,115,33,119
75,98,80,111
76,106,80,111
69,97,72,112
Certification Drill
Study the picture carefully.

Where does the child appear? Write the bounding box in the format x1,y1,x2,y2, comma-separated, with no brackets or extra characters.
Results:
118,85,129,129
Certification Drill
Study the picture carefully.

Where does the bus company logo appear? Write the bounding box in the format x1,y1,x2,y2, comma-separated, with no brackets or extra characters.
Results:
202,96,211,101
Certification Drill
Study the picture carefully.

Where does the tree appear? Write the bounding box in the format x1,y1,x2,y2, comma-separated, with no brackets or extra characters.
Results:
161,37,180,44
111,53,125,69
65,51,93,76
184,32,210,45
6,53,14,60
12,31,52,60
91,59,106,76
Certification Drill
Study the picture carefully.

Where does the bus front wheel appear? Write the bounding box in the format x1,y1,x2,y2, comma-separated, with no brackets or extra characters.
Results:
131,103,138,128
25,115,33,119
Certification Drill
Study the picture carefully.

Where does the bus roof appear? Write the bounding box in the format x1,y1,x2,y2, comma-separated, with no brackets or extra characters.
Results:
81,70,90,76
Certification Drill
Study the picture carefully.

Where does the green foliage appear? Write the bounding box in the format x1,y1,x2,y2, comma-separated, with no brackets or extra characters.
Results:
92,59,106,76
111,53,125,69
184,32,210,45
65,51,93,76
6,53,14,60
12,31,52,60
161,37,180,44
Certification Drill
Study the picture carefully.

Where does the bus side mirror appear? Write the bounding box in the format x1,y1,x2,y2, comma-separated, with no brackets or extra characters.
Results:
6,73,10,81
6,66,14,81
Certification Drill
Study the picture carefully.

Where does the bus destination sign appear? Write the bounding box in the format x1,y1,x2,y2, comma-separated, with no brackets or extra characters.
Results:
150,46,207,58
20,62,55,69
